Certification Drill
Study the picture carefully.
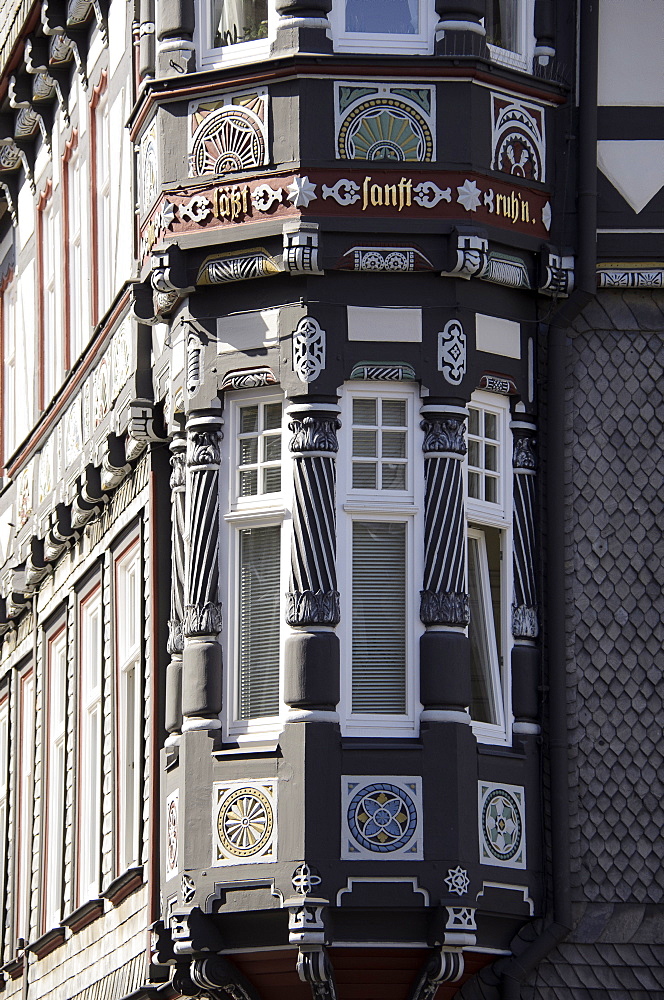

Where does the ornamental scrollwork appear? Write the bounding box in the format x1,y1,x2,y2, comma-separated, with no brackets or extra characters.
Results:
421,417,467,455
288,415,340,454
513,436,537,470
420,590,470,627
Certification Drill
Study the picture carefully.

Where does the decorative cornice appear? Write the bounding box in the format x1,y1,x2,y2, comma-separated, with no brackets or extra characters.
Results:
597,265,664,289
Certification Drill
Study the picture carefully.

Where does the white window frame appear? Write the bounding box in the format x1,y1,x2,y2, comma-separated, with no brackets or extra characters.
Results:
114,538,142,874
485,0,536,72
338,383,423,737
330,0,437,55
221,390,291,741
43,623,67,933
96,92,112,317
2,277,17,458
15,668,34,944
465,390,513,745
41,197,62,406
77,582,103,905
196,0,276,70
68,143,89,364
0,692,9,953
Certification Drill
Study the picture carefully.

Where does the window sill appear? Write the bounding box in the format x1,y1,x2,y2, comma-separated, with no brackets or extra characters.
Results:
101,866,144,907
61,898,105,934
3,955,24,980
28,926,67,960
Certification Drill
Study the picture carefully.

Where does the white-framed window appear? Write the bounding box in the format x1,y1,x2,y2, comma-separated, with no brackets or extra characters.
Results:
466,391,512,743
41,196,62,407
77,583,103,904
197,0,275,69
114,538,142,874
43,623,67,933
222,391,290,740
0,692,9,953
338,384,423,736
485,0,535,71
95,93,112,318
330,0,437,55
1,276,17,460
67,143,89,364
15,667,34,944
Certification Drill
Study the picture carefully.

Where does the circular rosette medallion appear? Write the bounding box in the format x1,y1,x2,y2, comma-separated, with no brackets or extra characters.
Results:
482,788,522,862
348,782,417,853
217,786,274,859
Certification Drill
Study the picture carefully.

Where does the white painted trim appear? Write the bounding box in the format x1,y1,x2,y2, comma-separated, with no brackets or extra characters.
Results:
336,876,430,907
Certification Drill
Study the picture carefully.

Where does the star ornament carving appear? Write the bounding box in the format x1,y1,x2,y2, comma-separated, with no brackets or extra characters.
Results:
444,866,470,896
457,179,482,212
288,175,318,208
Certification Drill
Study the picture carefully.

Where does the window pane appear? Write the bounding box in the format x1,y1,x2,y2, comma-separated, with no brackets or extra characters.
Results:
468,532,502,725
353,429,377,457
240,405,258,434
352,463,377,489
263,435,281,462
486,0,519,51
382,431,406,458
468,408,479,435
239,526,280,719
381,464,406,490
345,0,418,34
485,444,498,472
382,399,406,426
484,412,498,439
264,402,282,430
240,438,258,465
352,521,406,713
239,469,257,496
263,467,281,493
213,0,268,47
468,440,480,467
353,398,376,425
468,471,480,499
485,477,498,504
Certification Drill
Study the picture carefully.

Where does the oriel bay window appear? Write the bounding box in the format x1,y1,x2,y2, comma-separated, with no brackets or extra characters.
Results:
466,392,512,741
340,386,422,734
224,393,288,738
200,0,274,65
331,0,436,53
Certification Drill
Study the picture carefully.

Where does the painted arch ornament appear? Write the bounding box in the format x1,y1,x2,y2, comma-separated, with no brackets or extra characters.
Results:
479,782,526,869
335,83,435,162
213,780,277,865
189,91,268,177
491,92,546,183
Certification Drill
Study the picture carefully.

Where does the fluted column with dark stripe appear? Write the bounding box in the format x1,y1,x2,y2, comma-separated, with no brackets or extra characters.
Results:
181,412,223,731
165,430,186,740
284,402,340,721
511,420,540,735
419,406,471,722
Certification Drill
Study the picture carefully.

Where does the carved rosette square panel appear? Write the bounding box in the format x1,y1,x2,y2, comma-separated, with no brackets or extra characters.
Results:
342,777,423,860
166,789,179,881
479,782,526,870
213,780,277,866
188,90,268,178
335,83,435,162
491,92,545,183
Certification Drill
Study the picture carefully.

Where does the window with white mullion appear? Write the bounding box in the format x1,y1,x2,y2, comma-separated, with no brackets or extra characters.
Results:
330,0,436,54
0,696,8,953
78,586,102,904
16,669,34,943
115,541,142,874
42,201,61,405
96,95,112,314
484,0,535,71
225,391,289,738
466,391,512,743
2,280,17,457
341,385,421,734
69,147,88,363
199,0,274,67
43,626,67,932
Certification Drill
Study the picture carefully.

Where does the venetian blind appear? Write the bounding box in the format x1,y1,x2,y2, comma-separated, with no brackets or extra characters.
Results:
239,525,281,719
352,520,406,714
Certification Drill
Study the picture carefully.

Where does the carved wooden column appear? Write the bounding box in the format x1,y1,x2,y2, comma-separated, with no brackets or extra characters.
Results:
510,420,540,735
284,402,341,721
419,406,471,723
155,0,195,76
435,0,486,41
274,0,332,54
165,430,186,740
181,412,223,731
534,0,556,65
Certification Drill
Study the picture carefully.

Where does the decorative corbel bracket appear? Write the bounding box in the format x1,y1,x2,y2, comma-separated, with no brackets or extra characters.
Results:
443,231,489,280
283,221,323,275
125,398,167,460
407,948,465,1000
538,249,574,296
151,247,194,319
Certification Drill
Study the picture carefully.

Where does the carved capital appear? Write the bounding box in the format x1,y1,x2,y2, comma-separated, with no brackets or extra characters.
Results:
288,414,340,454
186,421,222,469
183,602,223,637
169,437,187,490
421,416,467,455
512,604,539,639
167,618,184,654
513,436,537,470
420,590,470,627
286,590,340,627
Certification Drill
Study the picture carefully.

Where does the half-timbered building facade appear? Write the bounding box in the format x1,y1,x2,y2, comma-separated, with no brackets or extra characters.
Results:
0,1,661,999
